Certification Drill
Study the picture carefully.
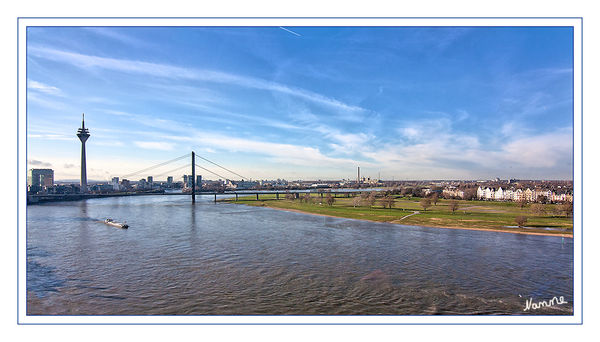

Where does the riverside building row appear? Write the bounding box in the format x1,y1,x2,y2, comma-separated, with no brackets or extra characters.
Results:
474,186,573,203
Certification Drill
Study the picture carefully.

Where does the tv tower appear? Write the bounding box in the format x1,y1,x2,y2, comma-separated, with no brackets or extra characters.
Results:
76,113,90,193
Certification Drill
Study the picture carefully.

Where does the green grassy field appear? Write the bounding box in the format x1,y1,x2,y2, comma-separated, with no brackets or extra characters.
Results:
222,194,573,236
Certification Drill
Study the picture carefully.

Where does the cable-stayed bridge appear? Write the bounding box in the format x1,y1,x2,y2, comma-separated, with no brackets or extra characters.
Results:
28,151,359,204
119,151,249,203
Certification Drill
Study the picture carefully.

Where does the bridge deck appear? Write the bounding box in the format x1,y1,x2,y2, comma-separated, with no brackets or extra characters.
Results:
27,190,365,204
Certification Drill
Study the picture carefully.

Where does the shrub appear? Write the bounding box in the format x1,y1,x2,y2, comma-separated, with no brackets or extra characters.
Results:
449,200,459,214
302,193,312,204
515,216,528,228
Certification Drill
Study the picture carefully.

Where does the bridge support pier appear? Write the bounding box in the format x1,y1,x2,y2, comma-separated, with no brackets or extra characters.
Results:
276,193,279,200
214,193,217,203
235,193,238,201
256,193,259,200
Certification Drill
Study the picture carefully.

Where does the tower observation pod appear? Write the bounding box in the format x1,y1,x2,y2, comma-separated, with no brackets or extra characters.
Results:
76,113,90,193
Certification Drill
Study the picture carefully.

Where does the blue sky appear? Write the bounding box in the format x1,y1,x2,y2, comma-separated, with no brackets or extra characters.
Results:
26,26,573,181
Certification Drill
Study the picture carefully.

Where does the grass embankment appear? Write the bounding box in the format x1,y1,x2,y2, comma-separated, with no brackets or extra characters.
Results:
221,194,573,237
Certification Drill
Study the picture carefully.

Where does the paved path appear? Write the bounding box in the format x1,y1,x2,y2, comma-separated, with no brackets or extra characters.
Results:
398,211,420,220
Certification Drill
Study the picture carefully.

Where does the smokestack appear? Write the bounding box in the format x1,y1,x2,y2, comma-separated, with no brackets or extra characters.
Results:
357,166,360,184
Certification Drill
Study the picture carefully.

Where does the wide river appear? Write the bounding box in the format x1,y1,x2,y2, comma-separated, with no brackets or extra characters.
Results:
26,195,573,315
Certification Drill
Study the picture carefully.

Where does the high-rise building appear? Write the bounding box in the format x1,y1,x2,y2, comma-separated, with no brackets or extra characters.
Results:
27,169,54,192
147,176,153,189
183,175,194,188
196,175,202,190
120,179,131,190
167,176,173,187
112,177,120,191
76,113,90,193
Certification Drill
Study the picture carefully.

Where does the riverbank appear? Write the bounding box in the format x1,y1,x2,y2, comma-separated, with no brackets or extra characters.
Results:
222,195,573,238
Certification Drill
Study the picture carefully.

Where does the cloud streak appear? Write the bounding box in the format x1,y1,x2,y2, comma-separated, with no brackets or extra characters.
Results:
28,80,63,96
279,27,302,37
83,27,154,48
28,46,365,114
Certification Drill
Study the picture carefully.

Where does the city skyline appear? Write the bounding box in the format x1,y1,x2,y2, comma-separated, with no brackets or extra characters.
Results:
26,26,574,181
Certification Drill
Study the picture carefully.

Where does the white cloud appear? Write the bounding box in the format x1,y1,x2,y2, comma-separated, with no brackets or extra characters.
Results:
499,131,572,168
400,127,420,139
173,132,368,169
28,159,52,167
314,125,373,155
27,80,62,96
28,133,72,141
397,118,452,142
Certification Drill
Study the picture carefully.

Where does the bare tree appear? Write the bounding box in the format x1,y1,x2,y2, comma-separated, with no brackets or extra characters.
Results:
530,203,546,216
518,198,528,209
380,195,395,209
551,205,564,217
400,187,410,197
515,216,528,228
420,198,432,211
449,200,459,214
360,192,370,201
463,188,477,201
302,193,312,204
431,193,439,205
366,192,377,207
285,191,294,201
352,196,362,208
325,193,335,206
559,202,573,218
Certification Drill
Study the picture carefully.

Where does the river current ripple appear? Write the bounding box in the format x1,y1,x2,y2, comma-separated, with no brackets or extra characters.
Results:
26,195,573,315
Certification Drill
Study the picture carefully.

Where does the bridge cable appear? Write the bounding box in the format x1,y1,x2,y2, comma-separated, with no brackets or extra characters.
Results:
152,164,190,179
122,153,189,179
194,154,248,181
194,163,229,181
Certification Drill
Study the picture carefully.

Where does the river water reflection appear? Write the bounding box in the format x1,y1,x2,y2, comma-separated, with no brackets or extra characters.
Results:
26,195,573,315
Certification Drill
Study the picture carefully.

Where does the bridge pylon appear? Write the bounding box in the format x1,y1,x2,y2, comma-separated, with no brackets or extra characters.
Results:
191,151,195,203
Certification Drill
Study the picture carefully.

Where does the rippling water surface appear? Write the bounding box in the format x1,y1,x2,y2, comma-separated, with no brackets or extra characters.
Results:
26,195,573,315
